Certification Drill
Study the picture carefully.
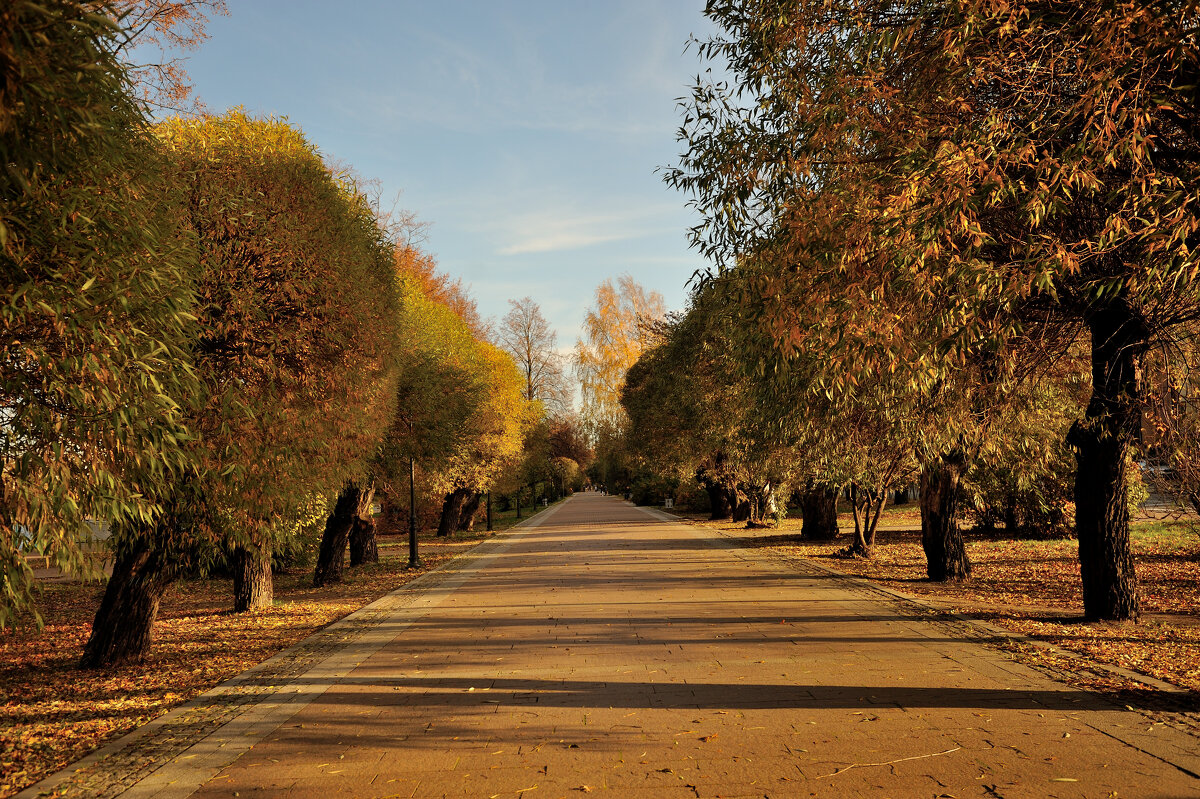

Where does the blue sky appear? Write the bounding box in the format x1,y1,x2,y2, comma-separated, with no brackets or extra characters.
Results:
171,1,718,352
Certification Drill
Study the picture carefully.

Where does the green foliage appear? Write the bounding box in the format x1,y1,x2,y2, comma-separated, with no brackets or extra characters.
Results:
0,0,199,625
268,493,329,570
964,366,1085,537
154,110,402,548
377,278,529,506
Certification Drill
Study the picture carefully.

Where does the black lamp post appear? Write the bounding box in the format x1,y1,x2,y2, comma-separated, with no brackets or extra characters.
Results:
407,456,422,569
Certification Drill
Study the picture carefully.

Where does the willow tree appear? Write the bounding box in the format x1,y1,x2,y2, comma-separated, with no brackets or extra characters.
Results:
622,286,779,522
0,0,198,626
671,0,1200,618
429,341,528,535
81,112,400,665
321,277,528,583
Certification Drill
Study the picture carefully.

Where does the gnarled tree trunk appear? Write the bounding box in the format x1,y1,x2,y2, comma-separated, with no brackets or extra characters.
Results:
81,542,174,668
349,518,378,566
457,491,482,532
349,485,378,566
1067,302,1145,621
846,484,887,557
704,480,732,520
919,452,971,582
438,487,471,537
314,485,360,587
233,540,272,611
800,483,840,541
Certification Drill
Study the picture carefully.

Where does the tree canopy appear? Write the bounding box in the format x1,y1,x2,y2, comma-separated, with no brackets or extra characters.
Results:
668,0,1200,619
0,0,198,625
81,110,402,665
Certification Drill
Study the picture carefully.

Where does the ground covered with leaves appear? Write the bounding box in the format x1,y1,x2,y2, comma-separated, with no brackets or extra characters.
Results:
682,508,1200,698
0,530,498,798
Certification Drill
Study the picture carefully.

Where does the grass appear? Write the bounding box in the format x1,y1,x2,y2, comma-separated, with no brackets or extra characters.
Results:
673,506,1200,698
0,514,551,799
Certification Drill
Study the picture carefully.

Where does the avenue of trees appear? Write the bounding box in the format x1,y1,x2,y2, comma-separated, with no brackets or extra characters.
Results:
574,276,666,491
1,0,583,665
628,0,1200,622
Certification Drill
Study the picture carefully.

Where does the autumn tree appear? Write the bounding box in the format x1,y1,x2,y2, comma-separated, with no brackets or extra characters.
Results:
308,240,487,583
671,0,1200,618
623,295,748,519
574,275,666,488
80,111,400,665
0,0,198,625
109,0,228,113
322,278,475,580
394,242,489,340
428,342,529,536
547,415,592,472
338,276,529,579
498,297,572,417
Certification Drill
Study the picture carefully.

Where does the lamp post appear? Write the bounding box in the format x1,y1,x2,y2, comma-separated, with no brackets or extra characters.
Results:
407,456,422,569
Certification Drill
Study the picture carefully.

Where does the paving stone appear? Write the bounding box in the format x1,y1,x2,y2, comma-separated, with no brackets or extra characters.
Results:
20,494,1200,798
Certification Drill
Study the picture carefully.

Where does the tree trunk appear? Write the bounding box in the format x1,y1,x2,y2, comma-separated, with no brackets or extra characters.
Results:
800,484,840,541
314,485,360,587
744,485,773,528
728,484,751,522
1067,303,1144,621
920,453,971,582
864,489,886,549
349,485,379,566
848,484,871,557
349,517,378,566
457,491,482,532
1004,491,1019,534
233,541,272,611
701,478,732,520
438,488,471,537
80,544,173,667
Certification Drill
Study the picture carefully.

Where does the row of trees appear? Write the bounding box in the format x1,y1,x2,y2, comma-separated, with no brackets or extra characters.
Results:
574,276,667,489
626,0,1200,622
2,1,582,666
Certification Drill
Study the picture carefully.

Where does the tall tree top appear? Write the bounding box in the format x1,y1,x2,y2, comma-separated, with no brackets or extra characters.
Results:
393,242,489,340
497,297,573,418
574,274,666,438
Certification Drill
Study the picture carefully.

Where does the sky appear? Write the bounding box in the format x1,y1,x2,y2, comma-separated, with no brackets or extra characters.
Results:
168,0,720,353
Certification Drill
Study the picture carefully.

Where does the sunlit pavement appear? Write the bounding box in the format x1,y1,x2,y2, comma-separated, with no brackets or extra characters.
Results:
29,493,1200,798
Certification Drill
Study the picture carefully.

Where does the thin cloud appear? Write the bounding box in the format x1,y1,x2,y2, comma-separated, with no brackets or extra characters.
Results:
499,230,641,256
494,205,676,256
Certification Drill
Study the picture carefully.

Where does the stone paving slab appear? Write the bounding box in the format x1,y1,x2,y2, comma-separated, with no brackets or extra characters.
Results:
23,494,1200,798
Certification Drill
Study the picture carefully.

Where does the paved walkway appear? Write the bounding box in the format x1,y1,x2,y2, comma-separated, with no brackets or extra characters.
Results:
25,494,1200,798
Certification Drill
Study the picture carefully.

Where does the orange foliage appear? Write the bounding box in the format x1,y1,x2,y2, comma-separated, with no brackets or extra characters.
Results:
109,0,229,113
393,243,489,340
